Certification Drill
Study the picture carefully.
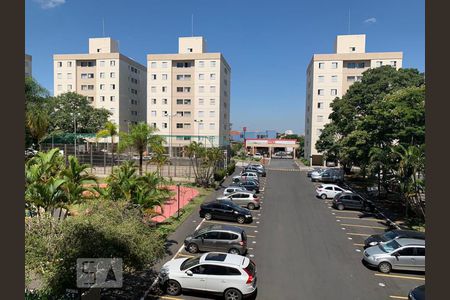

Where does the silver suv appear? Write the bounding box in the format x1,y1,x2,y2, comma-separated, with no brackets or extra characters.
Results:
184,224,248,255
363,238,425,273
217,191,261,210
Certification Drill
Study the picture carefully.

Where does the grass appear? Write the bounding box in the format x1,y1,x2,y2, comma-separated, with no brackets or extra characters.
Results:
156,187,213,237
298,157,310,166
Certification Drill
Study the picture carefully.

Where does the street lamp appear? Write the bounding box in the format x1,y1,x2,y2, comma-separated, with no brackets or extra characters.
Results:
194,119,203,144
164,112,178,158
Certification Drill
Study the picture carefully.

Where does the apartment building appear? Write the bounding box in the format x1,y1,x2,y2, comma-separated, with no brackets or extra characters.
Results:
25,54,32,77
53,37,147,133
304,34,403,165
147,36,231,156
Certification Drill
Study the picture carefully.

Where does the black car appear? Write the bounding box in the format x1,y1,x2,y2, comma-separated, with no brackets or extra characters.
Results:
408,285,425,300
332,192,375,212
364,230,425,249
199,200,253,224
230,181,260,193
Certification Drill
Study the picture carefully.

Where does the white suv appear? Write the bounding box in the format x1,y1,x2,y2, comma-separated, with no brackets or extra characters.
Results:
315,184,350,199
159,252,257,300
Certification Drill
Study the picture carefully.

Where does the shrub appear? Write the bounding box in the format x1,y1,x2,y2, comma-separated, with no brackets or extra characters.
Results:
227,161,236,175
214,169,227,182
25,200,165,297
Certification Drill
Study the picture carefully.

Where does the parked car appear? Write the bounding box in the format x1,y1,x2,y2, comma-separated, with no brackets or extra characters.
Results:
159,252,257,299
253,153,263,160
184,224,248,255
273,151,291,159
200,200,253,224
307,167,324,178
310,169,326,181
364,230,425,249
311,168,344,183
218,192,260,210
248,163,265,171
230,181,260,193
315,184,351,199
363,238,425,273
243,166,266,177
233,172,259,183
223,186,250,196
408,285,425,300
332,192,375,212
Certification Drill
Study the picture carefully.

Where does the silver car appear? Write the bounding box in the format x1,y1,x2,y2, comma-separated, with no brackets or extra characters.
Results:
217,191,261,210
223,186,250,196
363,238,425,273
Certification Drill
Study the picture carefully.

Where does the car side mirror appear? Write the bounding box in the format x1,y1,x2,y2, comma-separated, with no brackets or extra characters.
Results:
186,270,193,276
392,252,399,257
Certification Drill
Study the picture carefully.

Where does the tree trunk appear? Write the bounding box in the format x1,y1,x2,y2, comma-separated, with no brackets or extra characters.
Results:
139,152,143,175
111,136,115,171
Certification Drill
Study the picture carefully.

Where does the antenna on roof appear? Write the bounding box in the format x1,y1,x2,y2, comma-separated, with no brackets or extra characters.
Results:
347,9,351,34
191,14,194,37
102,18,105,37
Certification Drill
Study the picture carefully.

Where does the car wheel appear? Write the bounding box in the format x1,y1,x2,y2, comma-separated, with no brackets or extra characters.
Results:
166,279,181,296
224,288,243,300
378,262,392,274
237,216,245,224
247,203,255,210
364,205,372,212
320,194,327,199
187,243,199,254
204,213,212,220
337,204,344,210
228,248,240,255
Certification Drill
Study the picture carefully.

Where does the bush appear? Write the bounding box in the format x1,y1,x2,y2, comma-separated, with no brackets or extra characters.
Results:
214,169,227,182
227,161,236,175
25,200,165,297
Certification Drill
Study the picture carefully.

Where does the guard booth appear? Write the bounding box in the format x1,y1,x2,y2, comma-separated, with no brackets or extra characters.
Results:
244,138,300,158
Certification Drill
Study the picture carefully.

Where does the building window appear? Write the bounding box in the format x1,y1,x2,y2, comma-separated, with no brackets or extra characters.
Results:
162,123,168,129
162,98,168,104
391,61,397,67
67,73,72,79
151,110,157,117
350,47,356,52
318,62,325,69
99,61,105,67
176,62,183,68
187,48,193,52
356,76,362,82
88,85,94,90
176,123,183,129
347,76,355,82
224,68,228,74
198,122,204,129
162,74,168,80
210,61,216,67
100,96,105,102
317,129,323,136
109,72,115,78
317,115,324,122
210,98,215,105
331,89,338,96
331,62,338,69
224,79,228,86
177,99,183,105
110,84,116,90
331,75,338,82
57,73,62,79
162,86,167,92
184,123,191,129
110,96,115,102
162,62,168,68
81,85,88,91
209,111,215,117
151,62,157,68
151,86,156,93
198,111,204,117
67,84,72,90
88,73,94,78
163,110,168,116
199,98,204,105
318,102,324,109
199,86,205,93
210,73,216,80
184,111,192,117
184,99,191,105
210,86,216,93
198,61,205,67
376,61,383,67
199,73,205,80
177,74,191,81
318,89,324,96
151,98,157,105
57,62,62,67
318,76,324,83
87,96,94,102
110,60,116,66
100,72,105,78
67,61,72,67
209,123,215,130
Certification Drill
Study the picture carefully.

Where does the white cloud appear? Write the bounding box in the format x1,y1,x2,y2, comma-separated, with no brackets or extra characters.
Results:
363,17,377,24
34,0,66,9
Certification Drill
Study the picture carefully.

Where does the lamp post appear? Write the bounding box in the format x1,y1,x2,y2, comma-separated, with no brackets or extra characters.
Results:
194,119,203,144
71,112,80,157
164,112,177,158
177,183,181,218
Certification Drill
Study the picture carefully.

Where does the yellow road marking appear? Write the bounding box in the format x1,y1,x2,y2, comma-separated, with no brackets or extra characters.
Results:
346,233,371,236
341,223,386,230
336,216,382,222
374,273,425,281
161,296,185,300
175,253,195,258
332,210,362,214
389,296,408,299
353,243,365,247
204,220,258,228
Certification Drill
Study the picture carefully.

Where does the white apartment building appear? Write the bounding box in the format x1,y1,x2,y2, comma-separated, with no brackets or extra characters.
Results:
25,54,32,77
147,37,231,156
304,34,403,165
53,38,147,133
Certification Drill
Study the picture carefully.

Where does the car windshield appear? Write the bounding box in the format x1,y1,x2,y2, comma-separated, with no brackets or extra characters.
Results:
382,231,398,241
379,240,401,253
180,257,200,271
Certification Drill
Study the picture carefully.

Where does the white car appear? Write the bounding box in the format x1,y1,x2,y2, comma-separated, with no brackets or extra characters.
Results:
315,184,350,199
233,172,259,182
223,186,250,196
159,252,257,300
253,153,263,160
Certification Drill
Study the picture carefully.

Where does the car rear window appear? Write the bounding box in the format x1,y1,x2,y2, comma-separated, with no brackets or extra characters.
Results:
180,257,200,271
244,260,256,276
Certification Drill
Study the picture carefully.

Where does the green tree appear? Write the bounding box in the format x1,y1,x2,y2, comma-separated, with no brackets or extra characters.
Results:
26,104,51,150
118,123,165,175
25,77,51,147
185,142,224,187
106,161,139,202
96,121,119,169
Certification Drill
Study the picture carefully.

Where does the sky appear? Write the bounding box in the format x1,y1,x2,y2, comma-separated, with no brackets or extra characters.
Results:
26,0,425,135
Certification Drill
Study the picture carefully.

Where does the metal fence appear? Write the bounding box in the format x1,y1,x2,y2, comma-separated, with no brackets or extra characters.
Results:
40,143,198,180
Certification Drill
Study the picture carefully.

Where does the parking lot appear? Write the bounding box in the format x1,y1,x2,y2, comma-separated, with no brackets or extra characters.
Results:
147,159,424,300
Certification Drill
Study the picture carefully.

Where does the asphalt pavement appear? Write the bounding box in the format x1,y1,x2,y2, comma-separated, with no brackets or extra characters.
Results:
147,159,424,300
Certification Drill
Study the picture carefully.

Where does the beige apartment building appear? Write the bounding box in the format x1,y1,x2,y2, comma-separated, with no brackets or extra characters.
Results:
147,37,231,156
25,54,32,77
53,38,147,133
304,34,403,165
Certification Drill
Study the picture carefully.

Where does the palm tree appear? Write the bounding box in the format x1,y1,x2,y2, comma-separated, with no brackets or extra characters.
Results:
106,161,139,201
96,121,118,169
134,172,172,216
26,177,67,216
118,123,165,175
26,105,50,150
